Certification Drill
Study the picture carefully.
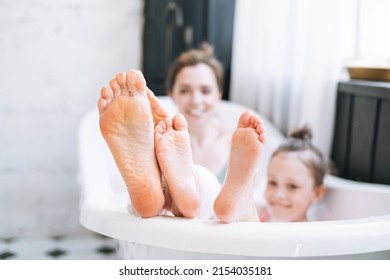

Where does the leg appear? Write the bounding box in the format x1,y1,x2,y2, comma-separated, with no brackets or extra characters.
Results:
213,111,266,223
98,70,164,218
154,114,200,218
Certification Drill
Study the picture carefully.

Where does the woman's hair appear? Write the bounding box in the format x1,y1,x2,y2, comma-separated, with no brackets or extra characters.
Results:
165,42,224,93
272,125,328,187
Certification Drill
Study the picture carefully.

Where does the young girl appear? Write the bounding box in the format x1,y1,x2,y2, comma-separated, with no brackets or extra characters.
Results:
215,125,327,223
259,126,327,222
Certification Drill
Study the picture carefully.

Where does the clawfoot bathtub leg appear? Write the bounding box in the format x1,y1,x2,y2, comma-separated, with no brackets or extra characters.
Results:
98,70,164,218
214,111,266,223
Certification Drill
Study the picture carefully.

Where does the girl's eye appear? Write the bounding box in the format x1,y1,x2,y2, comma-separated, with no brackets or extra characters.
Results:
288,184,298,190
268,180,277,187
180,89,189,94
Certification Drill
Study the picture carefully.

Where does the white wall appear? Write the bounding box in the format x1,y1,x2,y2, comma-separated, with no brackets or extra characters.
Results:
0,0,143,238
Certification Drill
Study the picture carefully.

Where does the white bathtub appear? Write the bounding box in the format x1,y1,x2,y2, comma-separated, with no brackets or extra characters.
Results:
78,97,390,259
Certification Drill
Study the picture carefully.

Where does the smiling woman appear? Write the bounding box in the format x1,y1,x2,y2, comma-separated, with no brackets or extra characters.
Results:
165,44,233,183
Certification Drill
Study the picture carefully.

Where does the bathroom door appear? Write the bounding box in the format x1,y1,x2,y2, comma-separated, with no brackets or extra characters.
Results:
142,0,235,100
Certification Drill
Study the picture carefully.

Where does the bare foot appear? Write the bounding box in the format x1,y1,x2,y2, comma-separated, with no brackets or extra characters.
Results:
154,114,200,218
98,70,164,218
213,111,266,223
146,88,171,124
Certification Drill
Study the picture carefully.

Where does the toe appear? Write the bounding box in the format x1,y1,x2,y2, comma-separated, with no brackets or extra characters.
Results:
157,119,168,131
109,78,121,98
237,111,253,128
259,132,266,143
251,115,263,127
172,114,188,131
146,88,158,105
256,122,266,134
98,87,112,114
163,117,173,130
97,97,107,114
115,72,129,96
154,124,163,143
100,86,112,103
126,69,147,96
147,88,170,117
155,122,163,134
154,120,168,144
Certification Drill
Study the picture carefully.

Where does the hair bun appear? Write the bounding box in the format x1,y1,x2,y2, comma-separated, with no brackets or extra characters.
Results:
200,42,214,57
289,125,312,142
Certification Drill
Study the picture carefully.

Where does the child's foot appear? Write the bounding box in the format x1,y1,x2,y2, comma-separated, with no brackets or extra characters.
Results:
214,111,266,223
154,114,200,218
146,88,171,124
98,70,164,218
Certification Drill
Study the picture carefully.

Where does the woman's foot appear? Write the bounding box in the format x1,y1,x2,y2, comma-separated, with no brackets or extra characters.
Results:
98,70,164,218
146,88,171,124
154,114,200,218
214,111,266,223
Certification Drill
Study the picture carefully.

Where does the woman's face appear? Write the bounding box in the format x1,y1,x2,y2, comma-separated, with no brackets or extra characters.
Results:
264,153,321,222
169,63,222,127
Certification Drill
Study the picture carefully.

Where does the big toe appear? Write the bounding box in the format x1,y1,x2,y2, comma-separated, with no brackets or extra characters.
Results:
172,114,188,131
237,110,254,128
126,69,147,96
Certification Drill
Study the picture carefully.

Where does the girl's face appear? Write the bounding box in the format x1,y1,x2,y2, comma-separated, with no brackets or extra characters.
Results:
169,63,222,127
264,153,323,222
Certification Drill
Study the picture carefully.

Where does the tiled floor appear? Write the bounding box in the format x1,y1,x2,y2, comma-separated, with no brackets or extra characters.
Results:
0,232,120,260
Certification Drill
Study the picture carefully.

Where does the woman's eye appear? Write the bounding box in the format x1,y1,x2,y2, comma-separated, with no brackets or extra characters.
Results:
288,184,298,190
202,88,211,95
179,89,189,94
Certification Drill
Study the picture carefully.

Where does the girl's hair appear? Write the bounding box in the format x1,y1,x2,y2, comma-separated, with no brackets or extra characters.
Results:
165,42,224,93
272,125,327,187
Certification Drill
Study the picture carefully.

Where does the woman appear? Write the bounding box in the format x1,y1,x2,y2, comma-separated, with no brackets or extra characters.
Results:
166,43,233,183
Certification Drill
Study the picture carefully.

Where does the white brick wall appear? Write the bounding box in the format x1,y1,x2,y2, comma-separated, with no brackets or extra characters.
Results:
0,0,143,238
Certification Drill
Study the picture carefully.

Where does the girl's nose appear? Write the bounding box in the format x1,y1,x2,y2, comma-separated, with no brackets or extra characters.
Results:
273,187,287,200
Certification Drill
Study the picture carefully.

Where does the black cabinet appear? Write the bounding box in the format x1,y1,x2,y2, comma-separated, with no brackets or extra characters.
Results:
142,0,236,100
331,80,390,184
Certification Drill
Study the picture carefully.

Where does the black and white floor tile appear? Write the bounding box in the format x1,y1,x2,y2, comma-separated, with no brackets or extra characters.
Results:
0,233,119,260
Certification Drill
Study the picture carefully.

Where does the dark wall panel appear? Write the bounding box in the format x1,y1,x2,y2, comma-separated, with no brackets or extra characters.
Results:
348,96,377,181
331,80,390,185
143,0,235,99
331,92,352,177
373,100,390,184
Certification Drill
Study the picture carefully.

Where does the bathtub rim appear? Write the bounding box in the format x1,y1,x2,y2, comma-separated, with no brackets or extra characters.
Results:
79,174,390,258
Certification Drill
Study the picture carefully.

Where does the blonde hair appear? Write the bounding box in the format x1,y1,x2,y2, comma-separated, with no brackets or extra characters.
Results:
272,125,327,186
166,42,224,93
